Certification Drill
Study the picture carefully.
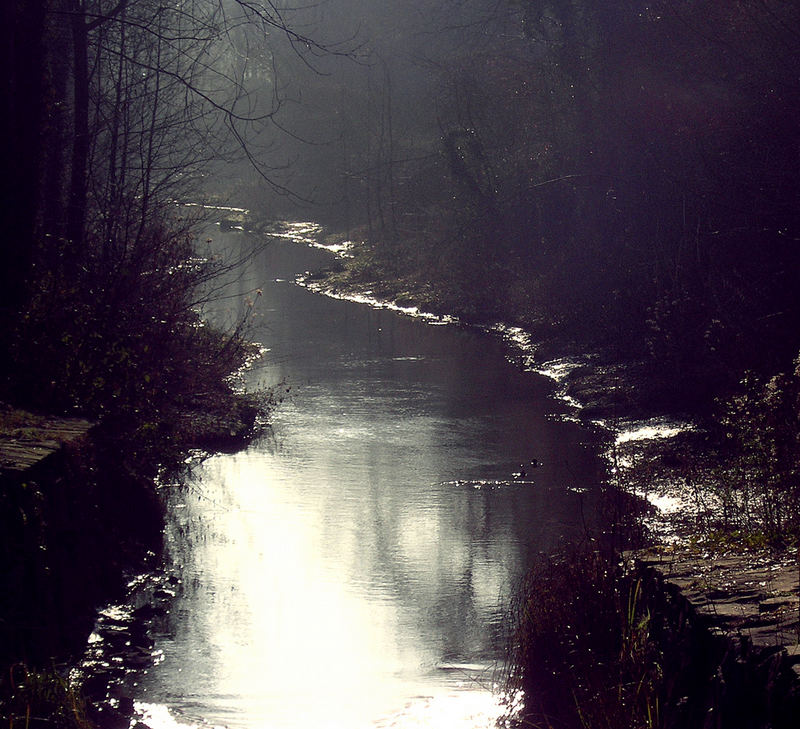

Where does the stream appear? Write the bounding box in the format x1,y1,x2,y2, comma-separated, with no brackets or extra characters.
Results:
130,222,608,729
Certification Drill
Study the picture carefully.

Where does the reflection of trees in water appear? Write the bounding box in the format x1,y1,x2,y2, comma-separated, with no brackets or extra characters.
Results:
157,232,606,685
350,465,527,660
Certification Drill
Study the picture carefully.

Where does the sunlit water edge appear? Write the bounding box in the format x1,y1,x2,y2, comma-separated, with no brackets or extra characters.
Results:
292,227,597,419
284,224,703,554
92,220,662,729
135,689,511,729
289,225,697,450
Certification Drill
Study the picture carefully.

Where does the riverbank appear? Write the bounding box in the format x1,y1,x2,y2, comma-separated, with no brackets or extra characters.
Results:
303,234,689,423
300,231,794,542
300,227,800,725
0,382,266,728
502,549,800,729
0,414,162,669
0,406,94,472
629,547,799,672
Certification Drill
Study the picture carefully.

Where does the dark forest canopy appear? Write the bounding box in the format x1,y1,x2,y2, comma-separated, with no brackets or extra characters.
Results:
0,0,352,419
2,0,799,417
257,0,800,410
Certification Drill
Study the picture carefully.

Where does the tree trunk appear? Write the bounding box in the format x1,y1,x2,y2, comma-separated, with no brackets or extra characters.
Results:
67,0,89,254
0,0,46,381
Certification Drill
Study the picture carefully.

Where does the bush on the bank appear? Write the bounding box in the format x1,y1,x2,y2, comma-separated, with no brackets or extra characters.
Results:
504,551,663,729
0,665,92,729
709,352,800,541
7,212,258,444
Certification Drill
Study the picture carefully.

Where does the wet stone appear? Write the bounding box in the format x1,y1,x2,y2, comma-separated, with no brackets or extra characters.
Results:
77,570,180,729
760,596,795,612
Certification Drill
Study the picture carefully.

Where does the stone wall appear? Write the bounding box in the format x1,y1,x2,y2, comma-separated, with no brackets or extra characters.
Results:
0,428,163,668
632,557,800,728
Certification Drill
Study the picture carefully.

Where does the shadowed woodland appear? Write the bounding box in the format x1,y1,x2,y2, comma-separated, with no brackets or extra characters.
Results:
2,2,800,728
291,0,800,539
299,1,800,405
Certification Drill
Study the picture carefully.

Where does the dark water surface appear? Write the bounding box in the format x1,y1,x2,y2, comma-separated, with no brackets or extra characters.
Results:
134,224,607,729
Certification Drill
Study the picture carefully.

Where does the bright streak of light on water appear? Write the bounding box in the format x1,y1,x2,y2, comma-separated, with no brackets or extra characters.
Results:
136,690,510,729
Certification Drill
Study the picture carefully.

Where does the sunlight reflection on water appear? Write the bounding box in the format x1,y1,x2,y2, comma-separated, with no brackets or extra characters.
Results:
129,228,602,729
137,690,507,729
134,448,517,729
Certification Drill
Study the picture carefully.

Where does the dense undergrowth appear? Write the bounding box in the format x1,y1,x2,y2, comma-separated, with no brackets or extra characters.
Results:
502,550,800,729
1,665,93,729
607,353,800,549
503,551,663,729
3,209,263,446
